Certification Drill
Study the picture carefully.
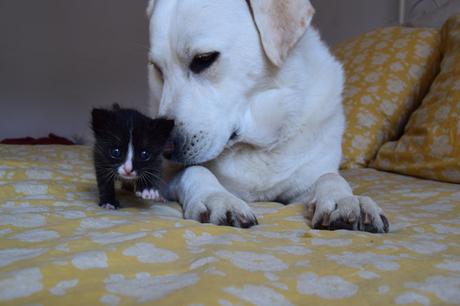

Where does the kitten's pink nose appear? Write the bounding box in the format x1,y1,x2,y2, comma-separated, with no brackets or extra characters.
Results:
123,164,133,175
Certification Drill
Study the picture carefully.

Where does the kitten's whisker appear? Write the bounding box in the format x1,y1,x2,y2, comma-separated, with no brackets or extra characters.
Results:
143,171,167,187
99,169,116,183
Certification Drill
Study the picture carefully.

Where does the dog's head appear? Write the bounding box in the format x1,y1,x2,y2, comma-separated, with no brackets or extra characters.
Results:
147,0,314,165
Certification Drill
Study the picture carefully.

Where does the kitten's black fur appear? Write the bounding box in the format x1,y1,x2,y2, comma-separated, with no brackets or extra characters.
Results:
91,104,174,209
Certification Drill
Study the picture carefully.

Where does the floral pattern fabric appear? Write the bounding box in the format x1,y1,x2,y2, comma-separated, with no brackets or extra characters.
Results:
335,27,442,169
372,14,460,184
1,145,459,305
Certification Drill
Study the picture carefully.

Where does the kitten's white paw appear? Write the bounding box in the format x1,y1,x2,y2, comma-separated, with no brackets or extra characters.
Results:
136,189,165,202
100,203,118,210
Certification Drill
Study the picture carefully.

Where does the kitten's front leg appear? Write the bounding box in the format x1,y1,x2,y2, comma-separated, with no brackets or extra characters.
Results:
135,178,165,202
96,170,120,210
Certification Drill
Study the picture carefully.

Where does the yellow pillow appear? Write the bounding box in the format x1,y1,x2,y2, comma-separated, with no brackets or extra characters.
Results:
372,14,460,183
334,27,442,169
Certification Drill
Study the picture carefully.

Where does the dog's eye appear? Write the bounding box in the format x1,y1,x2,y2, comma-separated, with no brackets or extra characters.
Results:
189,52,220,74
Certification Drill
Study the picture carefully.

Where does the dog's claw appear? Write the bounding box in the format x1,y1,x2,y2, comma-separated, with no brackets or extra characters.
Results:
199,211,210,223
237,214,258,228
217,211,236,227
381,214,390,233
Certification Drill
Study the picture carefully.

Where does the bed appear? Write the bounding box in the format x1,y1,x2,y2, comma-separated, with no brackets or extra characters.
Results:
1,144,459,305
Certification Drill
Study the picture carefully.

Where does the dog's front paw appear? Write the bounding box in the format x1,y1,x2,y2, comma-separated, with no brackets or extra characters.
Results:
307,196,389,233
136,189,165,202
99,201,121,210
184,192,258,228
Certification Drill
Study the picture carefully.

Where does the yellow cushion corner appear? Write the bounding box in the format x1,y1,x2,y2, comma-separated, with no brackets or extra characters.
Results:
335,26,442,169
371,13,460,183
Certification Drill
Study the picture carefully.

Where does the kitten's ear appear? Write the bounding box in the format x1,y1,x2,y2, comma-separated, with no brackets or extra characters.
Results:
91,108,112,133
150,118,175,143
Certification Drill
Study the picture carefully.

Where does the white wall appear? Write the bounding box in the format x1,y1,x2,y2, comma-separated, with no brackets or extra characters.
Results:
0,0,403,141
0,0,150,141
312,0,400,46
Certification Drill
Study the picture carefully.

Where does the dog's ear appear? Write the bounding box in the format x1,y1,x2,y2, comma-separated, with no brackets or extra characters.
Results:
247,0,315,67
146,0,156,18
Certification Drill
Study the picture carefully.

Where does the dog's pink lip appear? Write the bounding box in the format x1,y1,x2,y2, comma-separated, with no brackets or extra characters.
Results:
225,130,240,149
230,131,238,141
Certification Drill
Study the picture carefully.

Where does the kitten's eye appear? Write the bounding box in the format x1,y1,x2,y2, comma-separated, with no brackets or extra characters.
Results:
139,150,151,162
189,52,220,74
110,148,122,159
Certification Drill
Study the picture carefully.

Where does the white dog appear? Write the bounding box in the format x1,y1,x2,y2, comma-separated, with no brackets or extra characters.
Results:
146,0,389,233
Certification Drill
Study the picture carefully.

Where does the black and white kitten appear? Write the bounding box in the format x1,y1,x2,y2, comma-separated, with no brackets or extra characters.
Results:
91,104,174,209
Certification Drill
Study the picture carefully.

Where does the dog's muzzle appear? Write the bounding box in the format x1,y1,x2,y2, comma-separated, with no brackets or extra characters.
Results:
163,129,207,165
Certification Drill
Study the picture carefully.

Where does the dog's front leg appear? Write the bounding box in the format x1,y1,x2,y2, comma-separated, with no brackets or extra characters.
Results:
167,166,258,228
293,173,389,233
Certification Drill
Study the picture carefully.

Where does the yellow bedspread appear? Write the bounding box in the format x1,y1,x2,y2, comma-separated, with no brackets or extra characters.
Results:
0,145,459,305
